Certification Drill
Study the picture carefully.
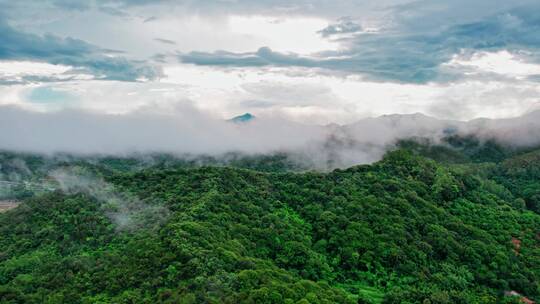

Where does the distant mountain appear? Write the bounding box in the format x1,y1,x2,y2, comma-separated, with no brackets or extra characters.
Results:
228,113,255,123
332,110,540,149
300,111,540,169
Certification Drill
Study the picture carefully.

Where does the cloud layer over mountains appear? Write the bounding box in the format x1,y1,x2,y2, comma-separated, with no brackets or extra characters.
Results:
2,105,540,168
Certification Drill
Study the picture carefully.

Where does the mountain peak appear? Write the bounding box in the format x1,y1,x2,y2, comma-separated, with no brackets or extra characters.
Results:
229,113,255,123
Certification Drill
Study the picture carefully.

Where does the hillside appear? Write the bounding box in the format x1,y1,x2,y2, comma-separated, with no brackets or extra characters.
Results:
0,149,539,303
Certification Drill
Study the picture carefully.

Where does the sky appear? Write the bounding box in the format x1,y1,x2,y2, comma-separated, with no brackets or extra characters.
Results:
0,0,540,125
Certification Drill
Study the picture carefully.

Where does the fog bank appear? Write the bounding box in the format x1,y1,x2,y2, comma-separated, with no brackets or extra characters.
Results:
2,105,540,169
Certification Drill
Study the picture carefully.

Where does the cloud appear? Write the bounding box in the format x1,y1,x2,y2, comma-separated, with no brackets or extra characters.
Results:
239,100,275,108
51,0,91,11
179,1,540,83
154,38,176,45
440,50,540,82
180,46,440,83
98,6,129,16
51,167,169,231
318,17,363,37
9,0,539,84
1,0,539,124
528,74,540,82
0,105,325,155
428,82,540,120
88,0,386,18
0,18,161,82
241,81,336,107
0,60,95,86
2,104,540,170
143,16,158,23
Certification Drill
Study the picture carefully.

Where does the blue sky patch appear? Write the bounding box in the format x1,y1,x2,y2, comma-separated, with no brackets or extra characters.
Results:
27,86,74,104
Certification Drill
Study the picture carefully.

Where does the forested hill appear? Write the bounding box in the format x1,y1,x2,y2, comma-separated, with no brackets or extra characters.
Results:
0,149,539,303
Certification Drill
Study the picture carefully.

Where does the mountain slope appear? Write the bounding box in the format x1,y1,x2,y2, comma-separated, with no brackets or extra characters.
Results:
0,150,538,303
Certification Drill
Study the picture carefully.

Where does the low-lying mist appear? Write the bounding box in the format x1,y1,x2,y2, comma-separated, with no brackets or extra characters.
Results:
51,166,169,231
1,105,540,170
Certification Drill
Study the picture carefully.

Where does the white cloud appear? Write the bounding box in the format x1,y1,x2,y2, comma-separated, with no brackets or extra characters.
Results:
26,10,339,58
228,15,340,54
0,61,71,77
4,60,537,125
0,61,93,85
0,85,26,107
444,50,540,80
0,105,325,155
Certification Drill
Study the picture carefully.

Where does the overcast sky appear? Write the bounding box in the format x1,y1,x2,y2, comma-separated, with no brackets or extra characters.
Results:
1,0,540,124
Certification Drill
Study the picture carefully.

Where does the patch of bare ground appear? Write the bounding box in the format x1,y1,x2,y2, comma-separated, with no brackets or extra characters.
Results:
0,200,20,213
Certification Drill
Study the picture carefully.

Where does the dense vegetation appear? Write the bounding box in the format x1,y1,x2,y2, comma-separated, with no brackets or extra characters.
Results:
0,142,539,303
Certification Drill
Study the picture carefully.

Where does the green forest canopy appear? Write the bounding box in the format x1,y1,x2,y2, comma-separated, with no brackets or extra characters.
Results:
0,142,539,303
